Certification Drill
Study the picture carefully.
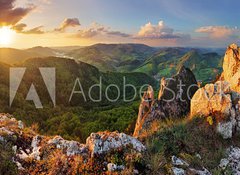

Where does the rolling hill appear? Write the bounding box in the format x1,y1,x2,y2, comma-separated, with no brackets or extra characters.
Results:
0,47,58,65
68,43,157,72
67,44,223,82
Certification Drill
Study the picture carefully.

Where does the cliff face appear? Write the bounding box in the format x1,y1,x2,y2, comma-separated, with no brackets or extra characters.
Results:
134,66,198,138
222,43,240,93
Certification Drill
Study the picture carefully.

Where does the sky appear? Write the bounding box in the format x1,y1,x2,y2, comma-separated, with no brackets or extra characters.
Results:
0,0,240,48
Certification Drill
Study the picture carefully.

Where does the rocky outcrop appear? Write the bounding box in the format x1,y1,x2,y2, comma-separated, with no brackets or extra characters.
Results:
218,147,240,174
191,80,240,138
0,114,145,174
190,44,240,139
221,43,240,93
134,66,198,137
86,131,146,157
133,85,155,137
157,66,198,118
171,155,211,175
191,81,234,117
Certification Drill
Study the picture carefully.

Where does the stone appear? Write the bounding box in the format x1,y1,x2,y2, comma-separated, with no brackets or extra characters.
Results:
172,156,189,166
191,81,233,118
86,131,145,157
0,127,14,135
189,167,211,175
216,120,233,139
218,147,240,174
219,158,229,170
18,120,24,129
48,136,87,156
107,163,124,172
172,167,185,175
30,135,42,160
107,163,117,172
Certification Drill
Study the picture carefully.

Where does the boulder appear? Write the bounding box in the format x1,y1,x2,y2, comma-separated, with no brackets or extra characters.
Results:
191,80,240,139
47,136,87,156
86,131,146,157
191,81,233,117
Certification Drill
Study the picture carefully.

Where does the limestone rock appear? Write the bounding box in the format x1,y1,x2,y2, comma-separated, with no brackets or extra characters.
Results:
222,43,240,93
219,146,240,174
133,86,155,137
216,121,233,139
191,81,233,117
47,136,87,156
134,66,198,137
172,167,185,175
219,158,229,170
188,167,211,175
172,156,189,166
157,66,198,118
190,80,240,139
18,120,24,129
107,163,124,172
86,131,146,156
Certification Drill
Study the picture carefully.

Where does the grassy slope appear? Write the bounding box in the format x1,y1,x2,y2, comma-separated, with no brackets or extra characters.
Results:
143,117,238,174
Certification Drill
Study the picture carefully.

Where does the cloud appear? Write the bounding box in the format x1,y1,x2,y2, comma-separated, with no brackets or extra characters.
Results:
11,23,27,32
0,0,35,26
136,20,190,40
73,22,130,38
12,23,44,34
55,18,80,32
23,26,44,34
106,31,130,38
195,26,240,39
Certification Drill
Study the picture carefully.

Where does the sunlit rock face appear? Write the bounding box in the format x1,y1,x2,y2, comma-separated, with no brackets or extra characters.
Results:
133,86,155,137
222,43,240,93
191,81,233,118
190,44,240,139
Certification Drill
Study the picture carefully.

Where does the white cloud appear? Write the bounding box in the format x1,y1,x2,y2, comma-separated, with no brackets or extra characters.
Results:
195,26,240,39
136,20,190,41
74,22,130,38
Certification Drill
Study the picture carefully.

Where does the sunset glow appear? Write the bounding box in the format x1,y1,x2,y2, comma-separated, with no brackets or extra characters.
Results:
0,27,15,46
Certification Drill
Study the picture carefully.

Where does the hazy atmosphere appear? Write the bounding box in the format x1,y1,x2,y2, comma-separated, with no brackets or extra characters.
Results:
0,0,240,48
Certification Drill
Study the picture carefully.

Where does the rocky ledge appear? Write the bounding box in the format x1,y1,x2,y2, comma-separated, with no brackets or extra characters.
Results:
0,114,145,174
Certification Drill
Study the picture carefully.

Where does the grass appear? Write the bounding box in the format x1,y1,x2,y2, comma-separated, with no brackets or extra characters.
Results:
142,116,240,174
0,141,18,175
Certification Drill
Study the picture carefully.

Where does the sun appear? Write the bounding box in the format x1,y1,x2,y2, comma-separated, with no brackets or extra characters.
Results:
0,26,15,46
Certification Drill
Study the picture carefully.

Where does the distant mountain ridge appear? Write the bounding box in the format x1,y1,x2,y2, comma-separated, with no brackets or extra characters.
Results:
68,43,156,72
0,43,224,82
67,43,223,82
